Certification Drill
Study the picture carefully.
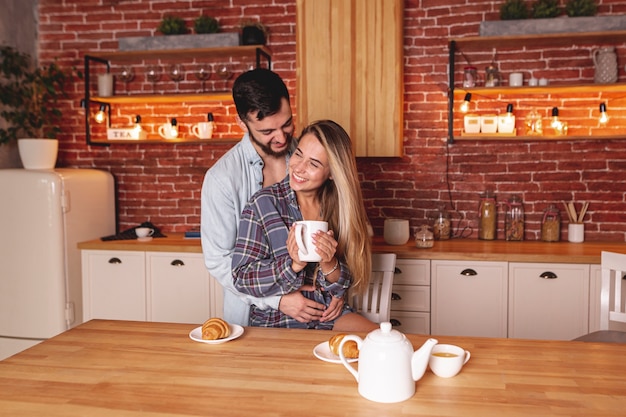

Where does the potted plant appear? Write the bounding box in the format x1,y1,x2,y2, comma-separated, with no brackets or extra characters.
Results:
0,45,78,169
532,0,561,18
194,15,219,34
157,15,189,35
565,0,598,17
240,20,268,45
500,0,529,20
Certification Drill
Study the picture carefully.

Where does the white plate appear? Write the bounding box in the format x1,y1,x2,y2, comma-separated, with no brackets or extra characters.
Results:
137,236,153,242
189,324,244,344
313,341,358,363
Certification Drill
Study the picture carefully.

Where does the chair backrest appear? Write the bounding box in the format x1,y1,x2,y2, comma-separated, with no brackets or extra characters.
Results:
352,253,397,323
599,251,626,330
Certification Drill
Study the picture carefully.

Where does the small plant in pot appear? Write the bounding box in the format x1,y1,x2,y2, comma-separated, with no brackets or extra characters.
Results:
500,0,529,20
0,45,78,169
240,20,268,45
194,15,220,34
157,15,189,35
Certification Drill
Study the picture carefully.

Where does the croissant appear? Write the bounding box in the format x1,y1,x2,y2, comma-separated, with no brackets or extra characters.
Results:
202,317,231,340
329,333,359,359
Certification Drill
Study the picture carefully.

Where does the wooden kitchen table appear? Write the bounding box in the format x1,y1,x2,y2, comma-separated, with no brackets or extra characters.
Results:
0,320,624,417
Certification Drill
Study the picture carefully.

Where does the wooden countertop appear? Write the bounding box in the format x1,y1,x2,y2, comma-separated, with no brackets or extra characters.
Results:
1,320,624,416
78,233,626,264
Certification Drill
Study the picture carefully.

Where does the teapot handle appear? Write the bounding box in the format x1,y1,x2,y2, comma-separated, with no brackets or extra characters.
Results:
338,335,362,381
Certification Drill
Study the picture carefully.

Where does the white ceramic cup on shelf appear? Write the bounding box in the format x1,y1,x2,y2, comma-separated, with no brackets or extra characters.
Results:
509,72,523,87
158,123,178,139
429,344,471,378
135,227,154,238
97,73,114,97
383,219,410,245
192,122,214,139
294,220,328,262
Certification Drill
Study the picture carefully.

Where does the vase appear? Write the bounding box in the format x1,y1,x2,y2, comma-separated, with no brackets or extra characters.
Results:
593,47,618,84
17,138,58,170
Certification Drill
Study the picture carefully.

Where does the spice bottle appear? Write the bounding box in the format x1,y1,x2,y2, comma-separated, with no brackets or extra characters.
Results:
415,225,434,249
541,204,561,242
504,195,524,241
478,190,497,240
433,206,451,240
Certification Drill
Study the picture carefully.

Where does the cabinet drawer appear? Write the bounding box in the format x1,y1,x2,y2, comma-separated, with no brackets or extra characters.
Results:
391,284,430,312
389,311,430,335
394,259,430,285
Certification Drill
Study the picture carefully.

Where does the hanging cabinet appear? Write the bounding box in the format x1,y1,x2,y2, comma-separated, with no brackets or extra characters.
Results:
296,0,404,157
448,30,626,143
83,46,271,145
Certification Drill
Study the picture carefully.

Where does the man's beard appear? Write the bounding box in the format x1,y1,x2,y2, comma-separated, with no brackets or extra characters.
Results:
249,129,292,158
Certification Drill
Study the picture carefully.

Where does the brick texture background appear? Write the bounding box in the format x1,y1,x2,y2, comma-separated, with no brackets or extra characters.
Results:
38,0,626,241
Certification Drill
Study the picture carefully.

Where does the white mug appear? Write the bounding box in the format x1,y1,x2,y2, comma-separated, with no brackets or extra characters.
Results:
135,227,154,238
192,122,214,139
383,219,410,245
158,123,178,139
97,73,114,97
429,344,471,378
509,72,523,87
294,220,328,262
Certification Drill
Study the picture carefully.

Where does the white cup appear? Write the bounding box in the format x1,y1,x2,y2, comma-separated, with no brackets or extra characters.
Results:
158,123,178,139
135,227,154,238
429,344,471,378
568,223,584,243
383,219,410,245
294,220,329,262
509,72,523,87
539,77,549,86
528,77,538,86
192,122,214,139
97,73,114,97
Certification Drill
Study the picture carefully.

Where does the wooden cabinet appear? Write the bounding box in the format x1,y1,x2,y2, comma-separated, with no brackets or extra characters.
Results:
431,260,508,338
447,31,626,143
83,46,271,145
508,262,589,340
82,249,221,323
389,259,430,334
296,0,404,157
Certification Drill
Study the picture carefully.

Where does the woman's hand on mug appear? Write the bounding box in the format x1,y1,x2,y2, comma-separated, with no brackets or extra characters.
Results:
287,225,307,272
312,229,337,263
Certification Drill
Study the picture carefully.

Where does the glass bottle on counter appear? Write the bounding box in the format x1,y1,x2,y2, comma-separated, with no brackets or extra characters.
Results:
433,206,451,240
504,195,524,241
414,225,434,248
478,190,497,240
541,204,561,242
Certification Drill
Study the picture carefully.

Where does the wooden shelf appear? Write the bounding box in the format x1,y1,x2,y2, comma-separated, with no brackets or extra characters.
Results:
449,30,626,51
90,136,241,145
454,134,625,141
91,92,232,104
85,45,271,63
453,83,626,95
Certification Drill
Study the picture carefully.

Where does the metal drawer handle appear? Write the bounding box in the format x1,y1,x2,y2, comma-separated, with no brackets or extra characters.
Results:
390,319,401,327
540,271,557,279
394,267,402,274
171,259,185,267
391,292,401,301
108,257,122,264
460,268,477,276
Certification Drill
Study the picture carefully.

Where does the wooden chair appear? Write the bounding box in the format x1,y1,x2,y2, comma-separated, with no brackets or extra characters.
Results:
352,253,397,323
575,251,626,343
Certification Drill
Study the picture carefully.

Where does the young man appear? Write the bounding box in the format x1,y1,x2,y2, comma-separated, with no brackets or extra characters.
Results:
201,69,342,326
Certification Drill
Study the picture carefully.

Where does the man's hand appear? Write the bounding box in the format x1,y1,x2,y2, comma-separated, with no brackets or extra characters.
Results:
320,295,344,322
279,285,325,322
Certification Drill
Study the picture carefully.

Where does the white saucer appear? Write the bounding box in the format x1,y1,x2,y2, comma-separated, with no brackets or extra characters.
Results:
313,341,358,363
189,324,244,345
137,236,153,242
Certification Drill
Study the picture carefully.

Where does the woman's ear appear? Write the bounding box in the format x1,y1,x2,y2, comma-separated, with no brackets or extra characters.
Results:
236,116,249,133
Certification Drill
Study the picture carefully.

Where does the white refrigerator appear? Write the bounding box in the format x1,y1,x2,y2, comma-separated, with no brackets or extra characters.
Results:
0,168,116,360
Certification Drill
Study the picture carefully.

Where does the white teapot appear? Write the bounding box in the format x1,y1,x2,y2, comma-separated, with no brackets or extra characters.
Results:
339,322,438,403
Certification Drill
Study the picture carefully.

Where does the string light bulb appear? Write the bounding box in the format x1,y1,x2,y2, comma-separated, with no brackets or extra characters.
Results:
599,102,609,126
94,104,107,124
550,106,567,136
459,93,472,113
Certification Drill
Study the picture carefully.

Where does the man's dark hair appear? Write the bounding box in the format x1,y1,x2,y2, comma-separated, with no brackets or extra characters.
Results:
232,68,290,123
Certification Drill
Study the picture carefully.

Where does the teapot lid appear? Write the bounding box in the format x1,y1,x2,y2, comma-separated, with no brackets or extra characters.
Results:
367,322,404,343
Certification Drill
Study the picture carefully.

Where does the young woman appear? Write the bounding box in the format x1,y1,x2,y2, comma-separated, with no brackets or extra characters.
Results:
232,119,375,331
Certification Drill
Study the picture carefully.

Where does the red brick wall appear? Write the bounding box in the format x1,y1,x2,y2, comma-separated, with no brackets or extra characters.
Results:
38,0,626,242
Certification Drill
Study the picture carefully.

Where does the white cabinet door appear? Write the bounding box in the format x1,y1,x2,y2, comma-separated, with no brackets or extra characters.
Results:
390,259,430,334
432,260,508,338
508,263,590,340
147,252,210,324
82,250,146,321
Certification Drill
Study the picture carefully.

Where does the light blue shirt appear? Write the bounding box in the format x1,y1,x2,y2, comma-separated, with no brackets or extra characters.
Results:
201,133,284,326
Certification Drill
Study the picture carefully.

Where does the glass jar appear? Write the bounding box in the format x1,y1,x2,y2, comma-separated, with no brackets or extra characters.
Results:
484,64,501,87
415,225,434,249
478,190,497,240
541,204,561,242
463,66,477,88
433,206,451,240
524,110,543,136
504,195,524,241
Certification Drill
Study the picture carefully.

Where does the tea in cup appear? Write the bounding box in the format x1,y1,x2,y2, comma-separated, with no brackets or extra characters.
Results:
135,227,154,238
192,121,214,139
294,220,328,262
429,344,471,378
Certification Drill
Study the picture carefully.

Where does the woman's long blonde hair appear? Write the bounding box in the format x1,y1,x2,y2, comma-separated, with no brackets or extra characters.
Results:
299,120,371,295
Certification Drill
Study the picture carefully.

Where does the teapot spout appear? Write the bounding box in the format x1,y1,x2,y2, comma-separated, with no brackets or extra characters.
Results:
411,338,438,381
